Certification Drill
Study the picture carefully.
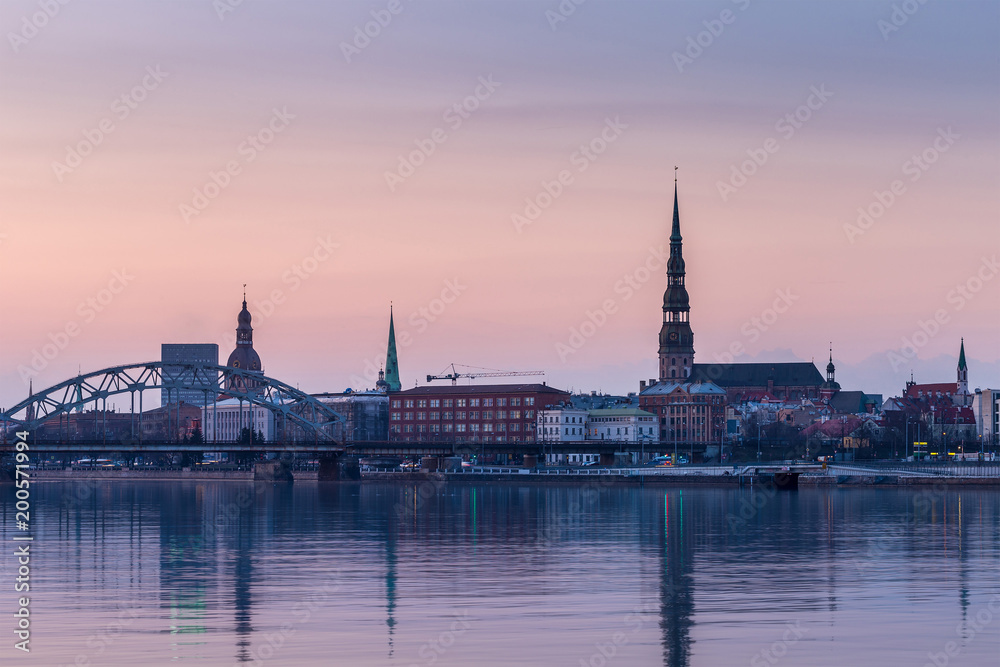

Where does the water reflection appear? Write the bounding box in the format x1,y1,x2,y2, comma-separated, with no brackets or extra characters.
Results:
2,482,998,666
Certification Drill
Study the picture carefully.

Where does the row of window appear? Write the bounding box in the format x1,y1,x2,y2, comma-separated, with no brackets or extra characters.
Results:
391,397,536,409
392,410,534,421
391,423,534,434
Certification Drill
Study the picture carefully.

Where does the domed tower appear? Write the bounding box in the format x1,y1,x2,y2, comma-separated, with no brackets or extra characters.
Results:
658,173,694,381
225,288,263,392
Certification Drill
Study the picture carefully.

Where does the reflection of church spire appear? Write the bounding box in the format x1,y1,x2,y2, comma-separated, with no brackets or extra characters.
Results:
659,490,693,666
385,532,397,657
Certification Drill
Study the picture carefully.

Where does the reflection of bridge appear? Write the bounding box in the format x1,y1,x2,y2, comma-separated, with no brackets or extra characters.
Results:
0,362,341,444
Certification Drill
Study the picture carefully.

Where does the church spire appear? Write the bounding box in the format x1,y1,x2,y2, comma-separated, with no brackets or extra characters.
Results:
384,305,401,392
957,338,969,396
658,170,694,382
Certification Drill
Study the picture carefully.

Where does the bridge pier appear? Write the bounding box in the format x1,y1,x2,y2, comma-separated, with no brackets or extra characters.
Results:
318,454,342,481
253,460,292,482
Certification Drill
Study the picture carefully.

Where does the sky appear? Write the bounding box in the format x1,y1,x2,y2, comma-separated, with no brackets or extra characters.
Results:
1,0,998,412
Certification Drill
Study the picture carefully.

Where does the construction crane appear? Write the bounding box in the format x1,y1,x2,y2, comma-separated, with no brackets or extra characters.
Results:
426,364,545,386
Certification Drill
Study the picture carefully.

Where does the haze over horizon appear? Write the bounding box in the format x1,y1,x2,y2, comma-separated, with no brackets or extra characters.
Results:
1,0,998,410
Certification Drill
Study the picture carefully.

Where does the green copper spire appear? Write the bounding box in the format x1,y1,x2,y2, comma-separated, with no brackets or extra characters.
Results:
958,337,967,370
384,305,401,392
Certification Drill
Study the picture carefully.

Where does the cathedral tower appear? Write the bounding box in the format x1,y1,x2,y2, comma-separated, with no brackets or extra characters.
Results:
658,174,695,381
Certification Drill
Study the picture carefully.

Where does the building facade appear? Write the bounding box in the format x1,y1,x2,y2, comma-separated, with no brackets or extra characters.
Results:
314,391,390,442
537,407,589,442
638,380,727,449
972,388,1000,450
388,383,570,443
160,343,219,407
202,398,275,443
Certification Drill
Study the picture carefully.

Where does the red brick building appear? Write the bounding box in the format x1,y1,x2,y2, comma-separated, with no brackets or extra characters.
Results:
388,383,570,443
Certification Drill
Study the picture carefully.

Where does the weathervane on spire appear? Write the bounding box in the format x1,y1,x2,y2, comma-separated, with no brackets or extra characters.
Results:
674,165,678,183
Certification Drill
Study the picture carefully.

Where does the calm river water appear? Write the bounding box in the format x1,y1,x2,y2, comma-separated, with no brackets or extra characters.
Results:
1,481,998,666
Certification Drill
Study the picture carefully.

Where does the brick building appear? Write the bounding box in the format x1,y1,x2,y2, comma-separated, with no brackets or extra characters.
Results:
388,383,570,443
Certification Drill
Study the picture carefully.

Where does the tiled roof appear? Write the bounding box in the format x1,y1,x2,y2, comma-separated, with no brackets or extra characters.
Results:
393,383,569,396
690,362,824,387
639,381,726,396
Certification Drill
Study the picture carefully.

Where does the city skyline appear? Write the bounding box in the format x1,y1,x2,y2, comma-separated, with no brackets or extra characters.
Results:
2,0,998,410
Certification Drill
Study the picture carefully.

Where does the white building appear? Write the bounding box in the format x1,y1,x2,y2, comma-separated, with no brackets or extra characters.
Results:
202,398,276,443
537,407,589,442
587,408,659,444
538,406,659,465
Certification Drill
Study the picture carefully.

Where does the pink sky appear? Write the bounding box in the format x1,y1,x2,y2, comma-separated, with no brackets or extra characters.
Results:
1,0,997,410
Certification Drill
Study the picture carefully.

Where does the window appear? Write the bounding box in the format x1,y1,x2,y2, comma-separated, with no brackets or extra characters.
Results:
525,397,535,406
443,399,453,408
417,412,426,420
391,425,401,433
443,412,453,420
525,410,534,418
483,398,493,407
457,399,467,407
430,412,439,420
418,424,427,433
470,424,480,432
431,424,440,433
391,412,401,421
497,411,506,420
417,400,427,408
511,410,521,419
469,411,479,419
456,424,467,433
405,400,414,408
511,423,519,431
430,399,440,408
470,398,480,407
511,398,521,406
483,411,493,420
497,398,507,407
404,412,413,420
483,423,493,432
444,424,453,433
405,424,414,433
392,400,401,408
457,411,466,420
497,423,505,431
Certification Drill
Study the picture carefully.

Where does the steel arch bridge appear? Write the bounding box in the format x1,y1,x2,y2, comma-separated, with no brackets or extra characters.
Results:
0,362,341,441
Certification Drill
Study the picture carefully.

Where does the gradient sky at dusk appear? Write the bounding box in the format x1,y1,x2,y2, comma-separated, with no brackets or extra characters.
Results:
1,0,998,410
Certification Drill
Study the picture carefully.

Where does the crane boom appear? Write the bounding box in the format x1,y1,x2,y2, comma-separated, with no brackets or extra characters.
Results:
425,364,545,386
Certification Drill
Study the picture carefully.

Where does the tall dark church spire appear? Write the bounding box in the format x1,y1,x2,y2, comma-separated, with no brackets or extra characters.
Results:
384,305,401,392
658,172,694,381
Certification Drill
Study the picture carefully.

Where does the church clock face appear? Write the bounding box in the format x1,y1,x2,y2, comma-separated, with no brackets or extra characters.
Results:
232,360,240,368
669,332,678,341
